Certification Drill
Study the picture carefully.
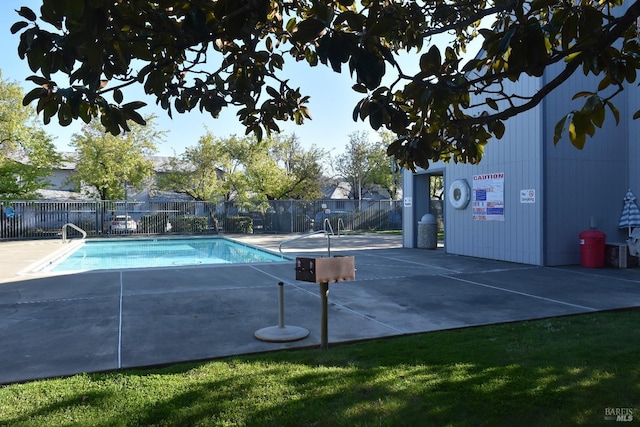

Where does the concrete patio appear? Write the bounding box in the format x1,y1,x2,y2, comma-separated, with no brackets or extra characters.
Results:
1,233,639,384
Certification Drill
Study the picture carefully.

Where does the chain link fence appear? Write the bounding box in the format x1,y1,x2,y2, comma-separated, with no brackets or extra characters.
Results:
0,199,402,240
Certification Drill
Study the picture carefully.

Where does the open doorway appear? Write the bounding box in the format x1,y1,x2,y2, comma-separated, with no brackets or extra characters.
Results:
411,171,445,248
429,174,445,247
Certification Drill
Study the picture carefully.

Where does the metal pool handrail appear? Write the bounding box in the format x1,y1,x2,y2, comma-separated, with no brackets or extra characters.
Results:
279,230,331,257
323,218,334,235
62,223,87,243
322,217,345,236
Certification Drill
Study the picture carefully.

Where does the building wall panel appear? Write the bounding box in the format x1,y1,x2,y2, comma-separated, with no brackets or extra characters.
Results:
542,65,628,264
440,75,544,265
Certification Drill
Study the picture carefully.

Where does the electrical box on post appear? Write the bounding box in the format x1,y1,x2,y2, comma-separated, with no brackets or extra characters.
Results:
295,256,355,283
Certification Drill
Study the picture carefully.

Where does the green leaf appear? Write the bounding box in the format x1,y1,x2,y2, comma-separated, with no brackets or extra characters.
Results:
264,52,282,71
553,116,567,145
22,87,47,106
606,101,620,124
584,115,595,137
583,95,600,112
286,18,296,33
352,99,364,122
492,121,505,139
121,101,147,110
572,91,593,100
569,114,587,149
344,11,365,32
562,15,578,51
358,98,370,121
291,19,326,43
625,66,636,83
478,28,495,40
597,75,612,91
79,102,92,123
419,45,441,75
353,48,385,89
174,98,186,113
568,121,582,149
25,75,51,86
486,98,498,110
591,105,605,128
352,84,368,93
125,109,146,126
113,88,123,104
633,110,640,120
10,21,28,34
327,39,350,72
57,102,73,126
43,99,58,125
461,59,482,73
266,86,280,98
40,1,63,29
391,110,409,133
17,6,37,21
369,107,383,130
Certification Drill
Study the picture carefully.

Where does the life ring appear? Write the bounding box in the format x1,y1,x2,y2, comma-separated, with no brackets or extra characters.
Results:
448,179,470,210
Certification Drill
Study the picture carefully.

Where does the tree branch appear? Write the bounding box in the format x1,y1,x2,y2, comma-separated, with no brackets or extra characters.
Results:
455,0,640,127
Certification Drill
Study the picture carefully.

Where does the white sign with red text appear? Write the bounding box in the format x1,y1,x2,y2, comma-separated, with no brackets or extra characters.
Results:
472,173,504,221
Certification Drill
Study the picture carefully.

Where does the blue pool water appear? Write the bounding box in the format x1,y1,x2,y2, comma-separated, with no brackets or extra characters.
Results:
48,238,288,272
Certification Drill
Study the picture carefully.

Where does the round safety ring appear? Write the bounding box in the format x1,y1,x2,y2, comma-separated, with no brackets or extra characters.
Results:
448,179,470,210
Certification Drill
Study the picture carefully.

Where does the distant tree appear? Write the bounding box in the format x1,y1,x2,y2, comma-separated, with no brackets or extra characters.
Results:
159,132,325,203
12,1,640,170
0,72,61,199
253,134,326,200
370,130,401,201
334,131,396,201
430,176,444,200
283,136,326,200
67,116,162,200
158,132,247,202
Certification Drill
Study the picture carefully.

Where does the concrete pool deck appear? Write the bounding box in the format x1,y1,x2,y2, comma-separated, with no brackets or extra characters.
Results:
1,233,640,384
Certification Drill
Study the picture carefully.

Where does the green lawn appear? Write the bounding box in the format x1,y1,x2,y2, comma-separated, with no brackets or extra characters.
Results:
1,310,639,426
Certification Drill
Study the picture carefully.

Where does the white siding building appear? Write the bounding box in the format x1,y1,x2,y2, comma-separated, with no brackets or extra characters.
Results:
403,62,638,266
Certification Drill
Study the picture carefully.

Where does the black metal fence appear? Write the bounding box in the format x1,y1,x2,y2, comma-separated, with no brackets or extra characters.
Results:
0,199,402,240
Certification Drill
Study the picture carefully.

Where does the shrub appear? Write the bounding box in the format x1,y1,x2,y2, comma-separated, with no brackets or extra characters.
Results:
173,216,208,233
223,216,253,233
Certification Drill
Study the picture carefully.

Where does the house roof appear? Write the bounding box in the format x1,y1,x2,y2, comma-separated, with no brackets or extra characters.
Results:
321,181,402,200
58,153,175,173
36,189,91,200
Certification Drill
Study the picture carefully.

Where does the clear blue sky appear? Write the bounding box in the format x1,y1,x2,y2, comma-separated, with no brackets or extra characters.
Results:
1,0,380,159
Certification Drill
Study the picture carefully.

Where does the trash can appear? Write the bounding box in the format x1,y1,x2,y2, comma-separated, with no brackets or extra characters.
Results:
418,214,438,249
579,230,606,268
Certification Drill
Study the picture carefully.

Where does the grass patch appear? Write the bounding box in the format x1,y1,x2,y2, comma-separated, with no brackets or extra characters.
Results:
1,310,639,426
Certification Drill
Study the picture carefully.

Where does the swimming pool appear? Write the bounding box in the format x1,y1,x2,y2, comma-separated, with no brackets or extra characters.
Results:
41,238,289,272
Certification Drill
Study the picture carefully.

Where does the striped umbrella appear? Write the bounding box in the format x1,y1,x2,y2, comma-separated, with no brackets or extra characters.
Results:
619,189,640,237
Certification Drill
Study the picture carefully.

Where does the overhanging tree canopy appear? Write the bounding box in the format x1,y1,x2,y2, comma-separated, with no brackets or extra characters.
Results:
11,0,640,170
0,73,61,199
